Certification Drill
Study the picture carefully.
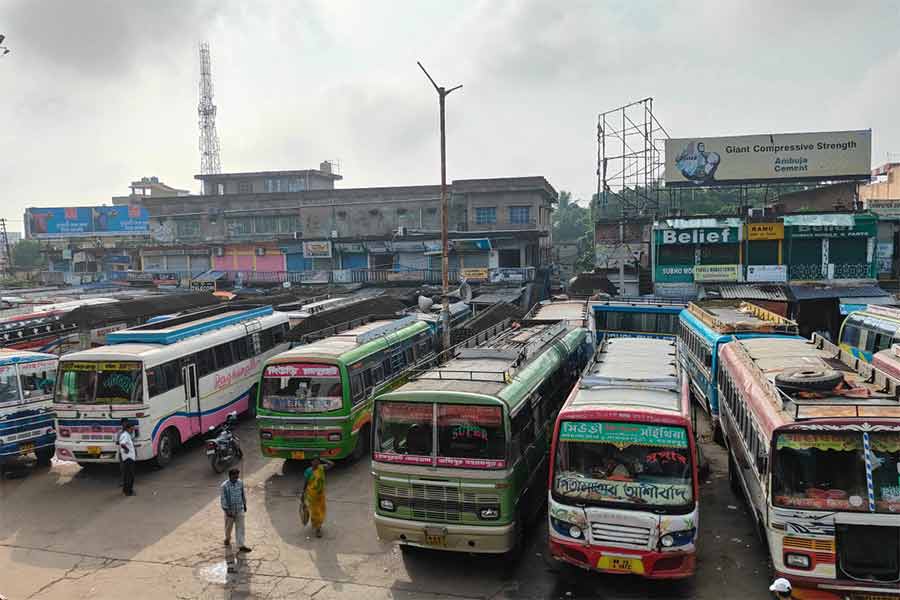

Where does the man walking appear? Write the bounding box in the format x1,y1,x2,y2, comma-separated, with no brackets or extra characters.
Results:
118,420,136,496
221,468,251,553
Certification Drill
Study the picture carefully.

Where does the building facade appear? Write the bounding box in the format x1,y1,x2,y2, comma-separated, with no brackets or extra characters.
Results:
139,170,556,283
860,163,900,279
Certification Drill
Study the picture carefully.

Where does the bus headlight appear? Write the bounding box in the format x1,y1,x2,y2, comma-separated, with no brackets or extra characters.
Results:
328,432,341,442
551,517,586,541
785,553,810,569
379,498,395,512
661,534,674,547
659,529,695,549
479,507,500,520
568,525,583,539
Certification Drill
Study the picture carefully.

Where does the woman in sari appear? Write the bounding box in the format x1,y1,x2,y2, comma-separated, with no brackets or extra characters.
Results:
301,457,333,537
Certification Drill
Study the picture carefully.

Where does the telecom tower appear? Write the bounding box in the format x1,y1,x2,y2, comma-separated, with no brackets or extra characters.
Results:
198,41,221,175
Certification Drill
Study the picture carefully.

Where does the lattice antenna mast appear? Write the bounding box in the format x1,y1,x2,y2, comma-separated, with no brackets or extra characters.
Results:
198,42,221,175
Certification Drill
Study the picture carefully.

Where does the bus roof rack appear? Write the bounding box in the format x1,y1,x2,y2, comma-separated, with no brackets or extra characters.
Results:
351,315,419,344
688,300,798,335
580,337,678,390
593,297,688,307
294,314,411,345
106,304,273,345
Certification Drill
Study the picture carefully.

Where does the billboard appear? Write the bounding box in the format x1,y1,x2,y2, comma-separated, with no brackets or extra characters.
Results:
665,130,871,187
302,240,332,258
26,205,149,239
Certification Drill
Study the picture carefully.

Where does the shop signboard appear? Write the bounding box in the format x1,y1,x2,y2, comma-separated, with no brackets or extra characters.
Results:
460,268,489,281
26,205,149,239
190,280,216,293
746,223,784,240
693,264,741,283
868,199,900,219
746,264,787,282
654,227,740,245
665,130,871,187
452,238,492,253
785,214,877,239
654,264,694,284
336,242,365,254
302,241,332,258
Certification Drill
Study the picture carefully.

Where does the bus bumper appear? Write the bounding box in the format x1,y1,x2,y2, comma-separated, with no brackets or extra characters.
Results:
549,538,696,580
260,444,346,461
771,570,900,600
375,513,516,554
55,440,151,463
0,433,55,462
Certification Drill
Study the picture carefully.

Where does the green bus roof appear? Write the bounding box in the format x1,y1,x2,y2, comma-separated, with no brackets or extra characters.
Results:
268,317,431,365
380,324,588,411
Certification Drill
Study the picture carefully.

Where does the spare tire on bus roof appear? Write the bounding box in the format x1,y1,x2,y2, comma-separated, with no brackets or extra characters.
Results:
774,367,843,392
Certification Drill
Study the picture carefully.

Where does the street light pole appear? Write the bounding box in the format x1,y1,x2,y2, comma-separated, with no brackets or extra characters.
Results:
418,61,462,353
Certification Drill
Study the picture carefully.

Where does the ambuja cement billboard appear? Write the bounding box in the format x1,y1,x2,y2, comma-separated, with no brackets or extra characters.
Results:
665,130,871,187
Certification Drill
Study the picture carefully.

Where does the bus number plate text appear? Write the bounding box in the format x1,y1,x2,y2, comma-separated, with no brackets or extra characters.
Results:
291,451,305,460
87,446,102,456
598,556,644,574
19,443,34,456
424,527,446,547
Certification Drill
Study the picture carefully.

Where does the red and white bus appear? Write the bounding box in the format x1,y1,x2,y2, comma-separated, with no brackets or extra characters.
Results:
718,335,900,599
548,337,699,579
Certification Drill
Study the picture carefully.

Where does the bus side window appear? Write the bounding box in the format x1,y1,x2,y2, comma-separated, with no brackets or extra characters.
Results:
841,317,861,346
214,343,234,370
231,338,250,363
147,367,164,397
372,364,384,384
196,349,214,377
350,374,365,405
512,404,535,449
383,359,393,378
161,360,182,392
363,369,373,389
272,323,287,345
258,328,274,352
405,346,415,366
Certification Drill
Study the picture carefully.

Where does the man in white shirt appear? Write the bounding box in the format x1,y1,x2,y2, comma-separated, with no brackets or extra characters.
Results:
118,421,136,496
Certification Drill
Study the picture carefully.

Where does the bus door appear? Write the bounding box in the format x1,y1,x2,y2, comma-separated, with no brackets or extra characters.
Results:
182,363,201,436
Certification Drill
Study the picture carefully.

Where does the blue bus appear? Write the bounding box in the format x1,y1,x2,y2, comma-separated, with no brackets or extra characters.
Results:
677,301,799,439
0,349,58,466
592,299,686,344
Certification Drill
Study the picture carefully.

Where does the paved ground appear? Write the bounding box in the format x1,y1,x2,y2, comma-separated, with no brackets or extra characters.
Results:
0,416,771,600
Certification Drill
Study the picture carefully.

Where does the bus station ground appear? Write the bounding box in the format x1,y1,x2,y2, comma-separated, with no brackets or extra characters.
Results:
1,415,771,600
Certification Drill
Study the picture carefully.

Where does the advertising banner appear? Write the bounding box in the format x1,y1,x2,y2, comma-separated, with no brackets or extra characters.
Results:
693,264,741,283
665,130,871,187
746,223,784,240
655,227,740,245
460,267,489,281
302,241,332,258
868,199,900,219
746,264,788,282
654,264,694,283
26,206,149,239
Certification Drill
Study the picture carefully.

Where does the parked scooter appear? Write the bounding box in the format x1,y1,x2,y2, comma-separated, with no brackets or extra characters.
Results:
206,412,243,473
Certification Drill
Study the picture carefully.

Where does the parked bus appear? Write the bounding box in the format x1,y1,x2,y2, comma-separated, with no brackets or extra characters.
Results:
0,349,58,466
838,304,900,363
592,299,684,344
548,337,698,579
372,320,593,554
53,305,289,467
0,297,119,354
678,301,799,437
528,299,593,331
256,315,437,462
718,335,900,598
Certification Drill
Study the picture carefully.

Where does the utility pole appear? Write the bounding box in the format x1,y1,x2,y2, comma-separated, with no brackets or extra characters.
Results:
0,218,12,275
418,61,462,353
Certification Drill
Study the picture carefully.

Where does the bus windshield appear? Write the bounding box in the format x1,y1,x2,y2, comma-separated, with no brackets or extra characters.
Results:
773,431,900,514
55,361,143,405
553,421,694,511
374,401,507,469
260,363,343,413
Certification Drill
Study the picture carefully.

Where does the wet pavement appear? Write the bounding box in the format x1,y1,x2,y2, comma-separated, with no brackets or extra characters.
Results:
0,416,771,599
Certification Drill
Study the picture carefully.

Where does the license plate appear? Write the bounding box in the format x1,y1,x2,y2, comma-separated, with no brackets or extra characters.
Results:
597,555,645,574
19,442,35,455
87,446,102,456
424,527,446,547
291,451,305,460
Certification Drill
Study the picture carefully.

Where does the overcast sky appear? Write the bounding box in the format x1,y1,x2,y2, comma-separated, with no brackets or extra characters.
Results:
2,0,899,231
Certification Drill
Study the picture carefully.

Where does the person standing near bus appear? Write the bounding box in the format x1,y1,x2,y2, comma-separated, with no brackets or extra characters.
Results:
301,458,333,538
221,468,252,553
118,421,136,496
117,418,128,488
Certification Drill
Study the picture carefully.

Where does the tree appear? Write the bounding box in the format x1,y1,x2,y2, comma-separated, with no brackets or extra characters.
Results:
10,239,45,269
553,191,594,273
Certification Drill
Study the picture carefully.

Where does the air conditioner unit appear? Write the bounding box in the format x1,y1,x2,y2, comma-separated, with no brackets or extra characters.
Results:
293,231,302,240
255,247,266,256
214,247,225,257
396,226,407,237
747,207,764,218
331,230,339,239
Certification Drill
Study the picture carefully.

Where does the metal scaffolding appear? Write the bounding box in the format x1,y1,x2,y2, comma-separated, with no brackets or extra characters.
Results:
596,98,670,218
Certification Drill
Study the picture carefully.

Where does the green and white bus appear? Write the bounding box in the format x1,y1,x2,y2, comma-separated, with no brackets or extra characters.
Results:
256,315,437,462
372,319,593,554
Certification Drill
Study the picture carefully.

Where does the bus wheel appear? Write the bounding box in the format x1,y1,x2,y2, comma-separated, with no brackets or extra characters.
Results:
351,425,371,462
35,446,54,467
727,453,741,495
154,428,179,469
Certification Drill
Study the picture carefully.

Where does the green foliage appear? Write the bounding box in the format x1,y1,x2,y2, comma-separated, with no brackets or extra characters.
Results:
553,191,594,272
10,239,45,268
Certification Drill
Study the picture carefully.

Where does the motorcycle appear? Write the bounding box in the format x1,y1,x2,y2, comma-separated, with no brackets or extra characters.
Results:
206,412,243,473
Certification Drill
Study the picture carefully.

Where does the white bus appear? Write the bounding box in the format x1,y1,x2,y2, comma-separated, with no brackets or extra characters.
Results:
53,305,289,467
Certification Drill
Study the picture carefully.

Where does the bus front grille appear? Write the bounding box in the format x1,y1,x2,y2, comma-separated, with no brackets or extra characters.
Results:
378,481,499,523
590,522,652,549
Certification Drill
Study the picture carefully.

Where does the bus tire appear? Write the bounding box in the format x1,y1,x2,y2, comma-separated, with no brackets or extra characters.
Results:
35,446,54,467
154,428,179,469
351,425,370,462
728,452,741,496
